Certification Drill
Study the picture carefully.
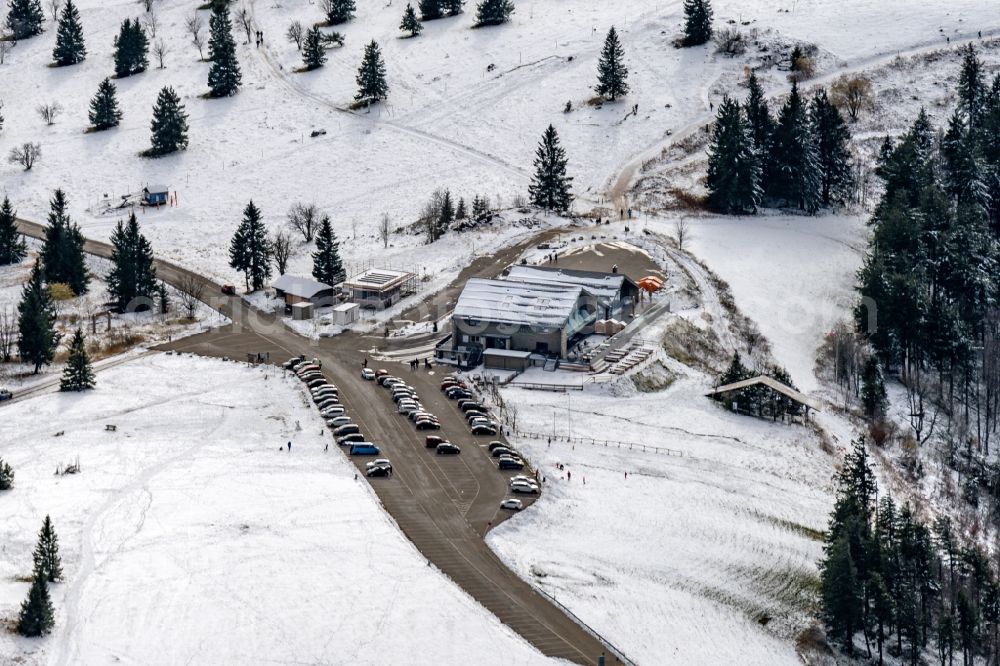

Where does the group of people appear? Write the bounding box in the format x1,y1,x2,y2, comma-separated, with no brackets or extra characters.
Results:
409,358,432,370
254,30,265,48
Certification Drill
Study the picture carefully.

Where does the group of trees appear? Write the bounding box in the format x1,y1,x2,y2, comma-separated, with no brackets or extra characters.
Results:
418,189,494,242
714,351,801,419
17,516,63,637
0,456,13,491
820,438,1000,665
707,75,852,214
417,0,464,22
107,212,157,312
855,46,1000,452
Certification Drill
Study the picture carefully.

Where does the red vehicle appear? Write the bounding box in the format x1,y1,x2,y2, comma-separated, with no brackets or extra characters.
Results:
221,284,236,295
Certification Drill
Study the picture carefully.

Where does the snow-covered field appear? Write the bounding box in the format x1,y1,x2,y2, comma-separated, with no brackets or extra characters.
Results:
0,353,553,665
490,369,834,665
2,0,996,288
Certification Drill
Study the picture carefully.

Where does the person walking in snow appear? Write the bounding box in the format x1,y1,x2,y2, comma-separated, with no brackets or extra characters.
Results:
287,441,292,451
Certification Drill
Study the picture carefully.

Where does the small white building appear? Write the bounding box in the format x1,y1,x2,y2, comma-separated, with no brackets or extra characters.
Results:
332,302,360,326
291,302,314,320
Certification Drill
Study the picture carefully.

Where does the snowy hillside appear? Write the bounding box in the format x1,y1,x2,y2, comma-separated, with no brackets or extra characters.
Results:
0,354,552,665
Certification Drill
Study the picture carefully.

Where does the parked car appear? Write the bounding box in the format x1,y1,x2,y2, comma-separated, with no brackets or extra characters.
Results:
283,358,303,370
361,368,376,380
436,443,461,455
415,419,441,430
333,424,361,437
500,498,524,511
377,374,398,387
459,401,485,413
366,458,393,472
465,410,488,422
375,369,389,378
350,443,381,456
498,457,525,470
0,389,12,402
316,398,341,410
509,475,537,490
326,416,352,428
487,441,507,452
337,433,365,445
320,407,346,418
300,373,324,383
409,410,436,422
313,389,339,400
469,417,495,429
366,465,391,478
221,284,236,295
425,435,448,448
491,446,513,458
398,402,421,416
295,364,319,375
306,378,328,389
471,424,497,436
446,387,471,400
510,480,539,494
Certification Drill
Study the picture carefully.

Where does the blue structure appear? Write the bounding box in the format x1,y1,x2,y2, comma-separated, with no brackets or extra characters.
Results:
143,184,169,206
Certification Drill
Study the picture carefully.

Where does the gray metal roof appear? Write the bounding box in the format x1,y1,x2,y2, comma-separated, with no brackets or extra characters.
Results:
144,185,169,194
454,278,584,328
705,376,821,411
506,265,633,305
271,274,334,299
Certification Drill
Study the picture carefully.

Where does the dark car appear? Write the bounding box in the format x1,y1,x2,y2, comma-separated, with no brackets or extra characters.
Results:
471,424,498,436
415,419,441,430
336,433,366,445
436,443,461,455
491,446,513,458
487,441,506,452
459,402,485,413
377,374,398,387
446,387,471,400
221,284,236,295
366,465,391,477
334,424,361,437
498,457,525,470
465,410,487,423
425,435,447,448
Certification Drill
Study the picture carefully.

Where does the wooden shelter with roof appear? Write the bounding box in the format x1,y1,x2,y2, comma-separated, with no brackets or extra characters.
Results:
705,375,820,423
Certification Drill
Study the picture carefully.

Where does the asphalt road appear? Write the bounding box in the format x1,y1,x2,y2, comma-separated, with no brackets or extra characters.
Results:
15,217,621,665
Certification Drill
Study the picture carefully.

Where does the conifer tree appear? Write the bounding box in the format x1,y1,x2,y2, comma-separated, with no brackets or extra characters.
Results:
707,97,761,215
229,201,272,292
32,515,63,583
595,26,628,102
0,457,14,490
355,41,389,106
302,26,327,70
810,89,853,206
744,72,772,154
6,0,45,40
208,3,241,97
528,125,573,211
17,261,60,374
60,329,94,392
148,86,189,156
438,190,455,237
17,575,54,637
400,4,422,37
52,0,86,66
0,197,27,266
107,212,157,311
860,356,887,419
821,534,863,655
766,82,821,213
325,0,356,25
419,0,442,21
88,78,122,131
682,0,713,47
41,190,88,294
444,0,463,16
957,44,985,128
455,197,467,220
113,18,148,78
474,0,514,26
312,216,345,286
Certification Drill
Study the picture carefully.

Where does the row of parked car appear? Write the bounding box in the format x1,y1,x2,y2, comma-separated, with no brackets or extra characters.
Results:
440,376,499,437
284,357,386,470
369,368,446,433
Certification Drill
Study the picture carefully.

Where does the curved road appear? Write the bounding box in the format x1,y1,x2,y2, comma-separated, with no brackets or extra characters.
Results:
14,218,621,665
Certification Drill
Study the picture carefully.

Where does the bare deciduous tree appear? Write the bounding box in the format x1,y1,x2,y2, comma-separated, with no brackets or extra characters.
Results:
185,13,205,60
286,20,304,51
287,202,319,242
830,74,874,122
0,307,16,362
9,142,41,170
138,0,154,12
141,11,159,38
378,212,391,249
37,102,61,125
47,0,63,21
177,274,206,319
271,231,293,275
674,217,691,252
0,38,15,65
235,6,253,44
153,38,169,68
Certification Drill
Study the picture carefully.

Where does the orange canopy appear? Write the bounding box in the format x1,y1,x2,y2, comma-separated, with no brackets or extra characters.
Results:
638,276,663,292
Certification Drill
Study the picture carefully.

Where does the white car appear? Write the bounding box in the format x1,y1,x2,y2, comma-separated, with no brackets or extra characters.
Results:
326,416,352,428
500,498,523,511
510,480,539,495
361,368,376,380
320,407,346,418
509,475,536,486
366,458,392,470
